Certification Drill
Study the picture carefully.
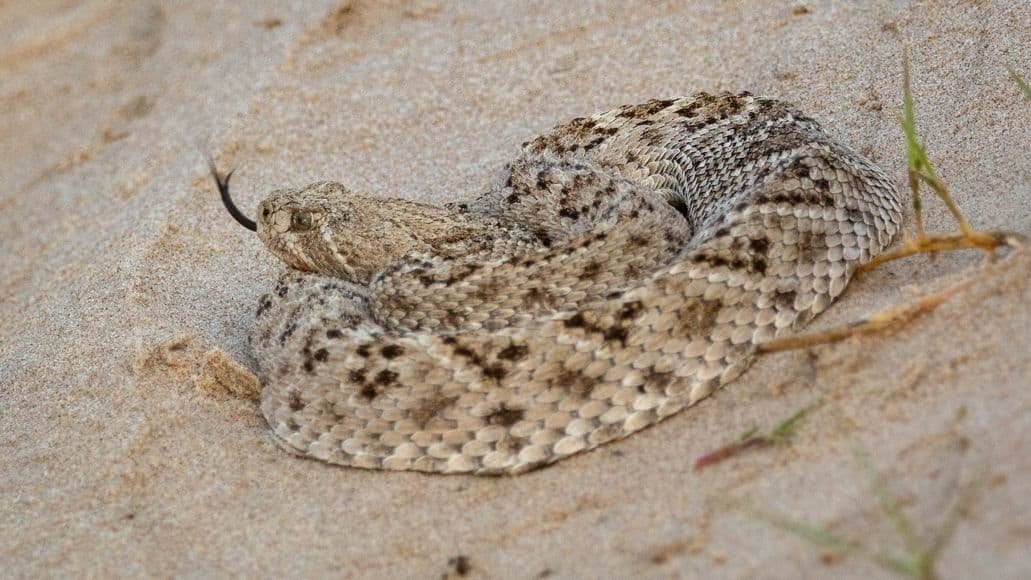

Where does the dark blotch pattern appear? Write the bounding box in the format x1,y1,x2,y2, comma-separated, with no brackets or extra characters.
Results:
673,298,722,337
557,370,595,397
487,405,524,427
256,294,272,317
497,344,530,361
381,344,404,359
288,391,305,411
775,289,797,310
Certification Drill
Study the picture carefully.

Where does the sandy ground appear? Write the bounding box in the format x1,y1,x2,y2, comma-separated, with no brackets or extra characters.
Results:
2,1,1029,577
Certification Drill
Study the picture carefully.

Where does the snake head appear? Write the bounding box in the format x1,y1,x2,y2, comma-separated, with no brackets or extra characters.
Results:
252,181,353,277
259,181,442,284
214,165,460,284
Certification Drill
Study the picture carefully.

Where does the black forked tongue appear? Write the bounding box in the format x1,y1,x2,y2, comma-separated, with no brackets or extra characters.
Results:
208,158,257,231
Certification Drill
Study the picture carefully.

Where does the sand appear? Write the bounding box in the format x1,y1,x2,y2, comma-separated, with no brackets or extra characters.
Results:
2,1,1028,577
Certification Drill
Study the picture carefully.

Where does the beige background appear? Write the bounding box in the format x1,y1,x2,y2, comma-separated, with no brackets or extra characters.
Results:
2,1,1028,577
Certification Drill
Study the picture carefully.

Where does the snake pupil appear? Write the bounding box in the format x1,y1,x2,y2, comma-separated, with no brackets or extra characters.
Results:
292,211,314,230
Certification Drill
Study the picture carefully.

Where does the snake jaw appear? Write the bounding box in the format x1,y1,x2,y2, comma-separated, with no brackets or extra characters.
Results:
209,158,257,232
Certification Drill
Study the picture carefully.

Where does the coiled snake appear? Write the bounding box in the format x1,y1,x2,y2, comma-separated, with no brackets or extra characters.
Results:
215,92,902,475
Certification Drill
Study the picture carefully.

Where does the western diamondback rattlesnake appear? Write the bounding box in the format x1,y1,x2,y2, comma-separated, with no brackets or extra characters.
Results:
215,92,903,475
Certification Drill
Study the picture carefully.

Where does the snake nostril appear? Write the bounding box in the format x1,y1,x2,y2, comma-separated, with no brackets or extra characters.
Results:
262,206,271,220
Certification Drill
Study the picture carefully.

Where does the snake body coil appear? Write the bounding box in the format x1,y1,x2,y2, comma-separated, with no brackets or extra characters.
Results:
227,93,902,475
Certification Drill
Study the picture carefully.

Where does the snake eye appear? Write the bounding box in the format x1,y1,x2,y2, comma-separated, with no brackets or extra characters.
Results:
291,211,314,231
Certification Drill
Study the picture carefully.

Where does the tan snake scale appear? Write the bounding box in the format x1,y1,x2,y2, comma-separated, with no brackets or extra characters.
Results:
221,92,903,475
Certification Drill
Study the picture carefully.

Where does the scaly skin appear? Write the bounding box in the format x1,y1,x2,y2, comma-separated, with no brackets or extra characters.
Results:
230,92,902,475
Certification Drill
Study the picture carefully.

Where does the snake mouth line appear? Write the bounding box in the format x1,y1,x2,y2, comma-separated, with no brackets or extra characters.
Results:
209,158,257,231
